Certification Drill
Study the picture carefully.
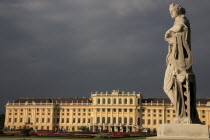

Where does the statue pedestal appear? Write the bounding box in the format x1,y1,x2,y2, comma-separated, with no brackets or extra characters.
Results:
157,124,209,139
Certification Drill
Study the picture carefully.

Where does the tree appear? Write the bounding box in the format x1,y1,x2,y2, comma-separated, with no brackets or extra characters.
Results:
78,126,89,132
0,114,5,130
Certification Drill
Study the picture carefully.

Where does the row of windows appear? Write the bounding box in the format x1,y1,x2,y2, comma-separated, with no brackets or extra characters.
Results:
96,117,137,125
6,126,79,131
96,108,140,112
97,98,140,105
8,117,92,124
8,108,92,112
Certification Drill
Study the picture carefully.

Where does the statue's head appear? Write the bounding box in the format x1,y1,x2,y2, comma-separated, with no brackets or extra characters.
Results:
169,3,186,19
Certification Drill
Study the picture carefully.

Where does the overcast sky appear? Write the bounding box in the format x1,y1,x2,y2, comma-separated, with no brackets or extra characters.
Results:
0,0,210,113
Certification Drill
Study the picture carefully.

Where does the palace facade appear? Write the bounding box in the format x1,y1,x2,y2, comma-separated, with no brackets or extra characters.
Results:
4,90,210,132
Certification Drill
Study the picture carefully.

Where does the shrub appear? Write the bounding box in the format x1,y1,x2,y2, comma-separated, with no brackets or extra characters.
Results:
21,129,31,136
0,130,3,134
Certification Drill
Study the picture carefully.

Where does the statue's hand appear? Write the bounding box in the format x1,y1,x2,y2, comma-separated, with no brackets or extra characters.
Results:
164,30,172,41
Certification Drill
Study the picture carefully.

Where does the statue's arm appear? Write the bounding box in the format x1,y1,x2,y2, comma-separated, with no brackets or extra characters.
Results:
165,20,184,42
169,23,184,33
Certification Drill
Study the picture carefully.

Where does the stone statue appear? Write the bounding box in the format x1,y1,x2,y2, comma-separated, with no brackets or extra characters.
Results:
163,3,201,124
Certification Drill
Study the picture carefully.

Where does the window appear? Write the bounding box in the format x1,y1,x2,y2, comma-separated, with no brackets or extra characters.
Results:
153,119,156,125
114,98,116,104
42,118,44,123
73,118,75,123
67,109,69,112
48,108,50,111
124,98,127,104
202,115,205,118
138,118,140,125
119,109,122,112
102,117,105,123
124,109,127,112
202,110,205,114
36,118,39,123
83,118,86,123
83,109,86,112
78,113,80,116
159,109,162,113
119,99,122,104
138,109,140,112
57,118,59,123
113,117,116,123
148,119,151,125
14,118,17,123
47,118,50,123
37,108,39,111
97,117,100,123
28,118,31,123
129,118,133,124
124,117,127,124
107,108,110,112
78,109,80,112
61,118,64,123
103,98,105,104
142,119,145,124
153,109,156,113
113,109,116,112
154,114,156,117
88,118,91,123
159,114,162,117
108,98,111,104
42,108,45,111
129,109,133,112
67,118,69,123
97,98,100,104
138,99,141,105
159,120,162,124
167,120,170,123
73,109,76,112
107,117,110,123
167,110,170,113
20,118,22,123
78,118,80,123
119,117,122,123
130,98,133,104
102,108,105,112
97,108,100,112
148,109,150,113
41,126,44,130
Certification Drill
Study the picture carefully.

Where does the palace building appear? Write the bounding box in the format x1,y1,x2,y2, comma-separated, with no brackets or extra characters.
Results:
4,90,210,132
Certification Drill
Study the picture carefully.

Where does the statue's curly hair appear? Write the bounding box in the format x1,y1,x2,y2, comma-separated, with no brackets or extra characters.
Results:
170,3,186,15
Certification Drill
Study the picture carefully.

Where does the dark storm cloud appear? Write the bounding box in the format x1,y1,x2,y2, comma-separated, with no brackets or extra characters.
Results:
0,0,210,113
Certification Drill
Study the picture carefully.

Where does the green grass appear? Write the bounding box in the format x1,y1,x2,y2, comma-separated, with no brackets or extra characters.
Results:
0,136,147,139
